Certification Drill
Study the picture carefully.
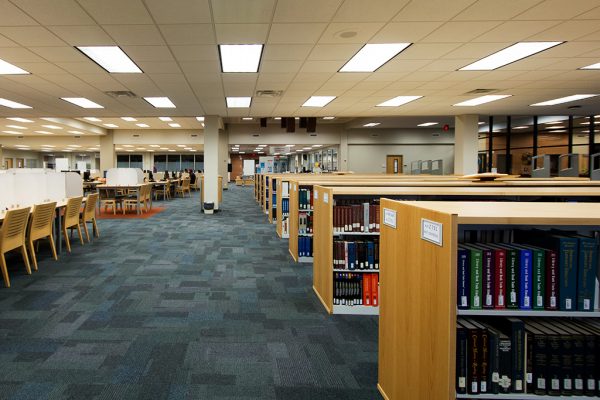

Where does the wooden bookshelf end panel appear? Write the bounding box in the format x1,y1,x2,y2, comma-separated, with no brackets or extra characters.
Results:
288,181,299,262
378,199,457,400
313,185,334,314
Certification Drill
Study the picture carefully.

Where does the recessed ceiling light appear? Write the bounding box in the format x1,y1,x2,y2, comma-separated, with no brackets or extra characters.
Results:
62,149,72,152
136,123,150,128
454,95,512,106
84,117,102,122
377,95,422,107
6,125,27,130
0,98,32,109
76,46,142,73
14,144,29,148
201,123,205,127
169,123,181,128
226,97,251,108
104,123,118,128
68,145,82,148
478,122,485,125
312,144,322,147
322,116,335,120
147,149,154,152
6,117,33,123
531,94,598,106
302,96,336,107
149,145,160,148
219,44,263,73
239,151,246,154
159,117,173,122
274,117,281,120
122,145,134,148
580,62,600,70
273,153,280,155
122,117,137,121
512,126,529,129
545,125,566,129
160,148,169,150
460,42,563,71
144,97,176,108
177,145,186,147
184,147,193,150
61,97,104,109
258,145,267,148
115,147,123,150
417,122,438,127
189,149,196,152
340,43,411,72
168,149,175,152
196,116,204,122
42,125,62,130
0,58,30,75
242,117,253,121
41,145,55,148
3,130,21,134
302,147,311,150
35,131,54,135
363,122,380,127
285,144,295,147
125,149,133,152
68,130,84,134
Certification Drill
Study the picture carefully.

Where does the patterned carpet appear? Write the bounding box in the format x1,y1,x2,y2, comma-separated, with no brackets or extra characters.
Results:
0,186,380,400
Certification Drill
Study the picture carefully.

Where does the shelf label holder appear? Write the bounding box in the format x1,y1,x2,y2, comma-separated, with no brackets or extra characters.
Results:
383,208,396,228
421,218,443,246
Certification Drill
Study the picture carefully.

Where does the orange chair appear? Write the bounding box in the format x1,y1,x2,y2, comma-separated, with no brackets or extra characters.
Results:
0,207,32,287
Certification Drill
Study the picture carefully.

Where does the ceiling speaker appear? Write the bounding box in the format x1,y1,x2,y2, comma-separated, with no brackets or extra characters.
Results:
307,117,317,133
286,117,295,133
260,117,267,128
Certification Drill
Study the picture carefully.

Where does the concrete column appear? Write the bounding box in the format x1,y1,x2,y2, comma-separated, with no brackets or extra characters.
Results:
340,130,349,171
204,116,223,210
218,128,229,188
454,115,479,175
99,131,115,172
0,145,4,169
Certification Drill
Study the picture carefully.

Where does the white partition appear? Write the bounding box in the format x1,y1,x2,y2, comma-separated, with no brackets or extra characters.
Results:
0,169,80,210
106,168,144,185
55,158,69,171
65,172,83,197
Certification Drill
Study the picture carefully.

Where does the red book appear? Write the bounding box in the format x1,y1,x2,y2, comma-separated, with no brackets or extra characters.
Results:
363,273,370,305
371,273,379,307
493,248,507,309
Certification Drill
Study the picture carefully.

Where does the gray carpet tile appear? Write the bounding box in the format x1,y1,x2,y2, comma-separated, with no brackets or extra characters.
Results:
0,186,381,400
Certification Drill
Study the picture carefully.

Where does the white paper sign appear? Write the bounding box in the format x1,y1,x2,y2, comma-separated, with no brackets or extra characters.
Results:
383,208,396,228
314,190,318,200
323,193,329,204
421,218,443,246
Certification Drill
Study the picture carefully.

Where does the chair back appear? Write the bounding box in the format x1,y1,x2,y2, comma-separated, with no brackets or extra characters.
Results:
83,193,98,221
182,178,190,189
0,207,30,252
63,197,83,229
28,202,56,242
99,188,116,200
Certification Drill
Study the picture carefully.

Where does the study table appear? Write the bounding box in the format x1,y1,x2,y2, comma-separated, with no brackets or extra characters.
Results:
96,184,147,215
151,179,183,201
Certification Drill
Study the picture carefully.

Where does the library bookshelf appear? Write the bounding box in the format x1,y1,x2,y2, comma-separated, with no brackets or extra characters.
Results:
377,200,600,400
276,177,291,239
254,173,261,202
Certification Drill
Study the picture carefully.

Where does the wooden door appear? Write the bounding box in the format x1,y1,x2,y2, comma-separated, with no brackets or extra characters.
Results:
4,158,13,169
386,155,403,174
16,158,24,168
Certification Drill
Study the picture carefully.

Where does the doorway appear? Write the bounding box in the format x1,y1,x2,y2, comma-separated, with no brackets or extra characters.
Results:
386,155,403,174
5,158,13,169
16,158,24,168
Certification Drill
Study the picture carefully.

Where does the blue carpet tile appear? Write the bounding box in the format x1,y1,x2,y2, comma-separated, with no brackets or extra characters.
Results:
0,186,380,400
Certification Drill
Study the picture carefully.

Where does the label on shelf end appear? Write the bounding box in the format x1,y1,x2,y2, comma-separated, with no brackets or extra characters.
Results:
383,208,396,228
421,218,443,246
314,190,318,200
324,193,329,204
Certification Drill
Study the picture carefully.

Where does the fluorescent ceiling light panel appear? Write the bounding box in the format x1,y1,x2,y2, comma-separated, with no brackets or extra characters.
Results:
302,96,336,107
531,94,598,106
122,117,137,121
169,123,181,128
77,46,142,73
258,145,267,148
6,125,26,130
226,97,251,108
513,126,528,129
3,131,21,135
239,151,246,154
453,95,512,106
580,62,600,70
0,98,32,109
136,123,149,128
460,42,563,71
242,117,253,120
219,44,263,73
340,43,411,72
61,97,104,109
104,123,118,128
68,145,82,148
68,130,83,134
417,122,438,127
312,144,322,147
274,117,281,120
42,125,62,130
144,97,176,108
159,117,172,122
149,145,160,148
41,145,55,148
285,144,294,147
84,117,101,122
35,130,53,135
0,58,29,74
322,116,335,120
7,117,33,123
177,145,186,148
196,116,204,122
363,122,380,127
377,95,422,107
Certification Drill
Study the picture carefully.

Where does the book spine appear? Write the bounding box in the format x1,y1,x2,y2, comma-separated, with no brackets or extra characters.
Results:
572,333,585,395
526,330,534,394
559,238,578,311
532,249,545,310
533,331,548,395
480,327,490,393
371,273,378,307
488,329,500,394
482,250,495,309
545,250,559,310
498,336,512,393
470,249,483,309
577,238,597,311
511,319,525,393
546,331,561,395
456,324,468,394
468,328,480,394
457,249,470,309
560,333,574,396
494,249,506,309
507,250,520,309
519,249,532,309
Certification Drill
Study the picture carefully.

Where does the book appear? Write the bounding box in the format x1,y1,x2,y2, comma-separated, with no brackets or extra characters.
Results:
371,273,378,307
468,319,490,393
462,245,483,309
457,247,470,309
524,322,548,395
456,320,469,394
460,318,481,394
478,322,502,394
574,235,598,311
535,320,574,396
508,244,533,310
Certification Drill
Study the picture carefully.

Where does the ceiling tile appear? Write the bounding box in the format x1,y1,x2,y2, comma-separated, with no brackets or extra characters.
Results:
179,61,221,75
210,0,276,23
0,26,65,46
135,60,181,74
103,25,166,46
421,59,476,72
528,20,600,41
29,46,86,62
262,44,313,61
308,44,362,61
47,25,114,46
453,0,543,20
377,59,432,73
0,34,18,47
575,29,600,41
574,5,600,19
268,23,327,44
0,47,45,62
333,0,410,22
12,0,95,25
121,46,174,62
144,0,211,23
77,0,154,24
514,0,599,20
394,0,477,21
0,1,38,25
159,24,215,45
171,45,219,62
294,72,333,85
273,0,342,22
421,21,502,43
399,43,462,60
215,24,269,43
299,60,342,73
111,74,161,94
472,20,560,42
259,60,303,73
370,22,444,42
443,43,509,60
222,75,257,96
319,22,385,44
256,72,295,85
54,61,104,74
74,74,128,91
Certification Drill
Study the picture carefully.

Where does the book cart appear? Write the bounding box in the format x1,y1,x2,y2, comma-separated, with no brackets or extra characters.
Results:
377,200,600,400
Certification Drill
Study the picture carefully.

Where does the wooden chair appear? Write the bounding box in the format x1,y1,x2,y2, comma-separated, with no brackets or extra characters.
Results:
0,207,32,287
176,178,191,197
154,181,171,201
190,174,199,191
124,185,147,214
62,197,84,253
27,202,58,271
80,193,99,242
99,188,123,214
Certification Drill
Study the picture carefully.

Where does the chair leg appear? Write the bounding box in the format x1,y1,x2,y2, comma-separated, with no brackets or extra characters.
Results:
0,253,10,288
92,218,99,238
63,226,71,253
76,224,84,245
49,233,58,260
21,245,31,275
82,221,91,243
28,240,38,271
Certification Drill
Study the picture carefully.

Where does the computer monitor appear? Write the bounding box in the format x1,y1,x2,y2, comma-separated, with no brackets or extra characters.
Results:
83,170,91,181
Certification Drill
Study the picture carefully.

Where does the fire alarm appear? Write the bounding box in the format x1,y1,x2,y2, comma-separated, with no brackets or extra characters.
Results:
443,124,450,131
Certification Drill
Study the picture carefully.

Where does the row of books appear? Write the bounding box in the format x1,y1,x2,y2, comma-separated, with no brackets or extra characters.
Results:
271,193,276,208
299,236,313,258
299,188,313,210
457,317,600,396
281,198,289,215
333,202,380,233
333,272,379,307
457,230,598,312
281,181,289,197
333,239,380,270
299,212,313,234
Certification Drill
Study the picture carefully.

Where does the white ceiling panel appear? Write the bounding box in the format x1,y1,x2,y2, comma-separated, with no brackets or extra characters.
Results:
111,75,161,94
75,74,128,91
16,62,68,74
0,47,45,62
472,20,561,42
170,45,219,62
362,72,407,82
215,24,269,43
443,43,510,60
307,44,362,61
574,5,600,19
210,0,276,23
135,60,181,74
421,59,478,72
12,0,95,25
256,72,295,85
574,29,600,41
29,46,87,62
299,61,342,73
453,0,543,20
47,25,115,46
77,0,153,25
0,26,65,47
103,25,166,46
528,20,600,41
121,46,174,62
0,34,18,47
273,0,342,23
391,70,449,82
159,24,215,45
262,44,313,61
515,0,599,20
370,22,444,43
421,21,502,43
294,72,334,85
0,1,37,26
377,59,433,73
144,0,212,24
54,61,104,74
394,0,477,21
333,0,410,22
260,60,303,73
534,42,600,58
179,61,221,74
268,23,327,44
319,22,385,44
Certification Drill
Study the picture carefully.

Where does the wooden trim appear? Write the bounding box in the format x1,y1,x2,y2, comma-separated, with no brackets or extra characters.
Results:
312,285,332,314
288,182,299,262
313,185,334,313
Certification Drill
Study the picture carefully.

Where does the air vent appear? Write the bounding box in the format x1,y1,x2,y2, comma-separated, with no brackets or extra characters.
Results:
133,134,140,137
191,134,198,137
104,90,138,98
74,136,81,139
464,89,498,95
432,133,440,137
252,134,260,137
309,133,317,137
256,90,283,98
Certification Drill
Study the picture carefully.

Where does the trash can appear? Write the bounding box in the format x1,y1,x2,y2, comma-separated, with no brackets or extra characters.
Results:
203,202,214,214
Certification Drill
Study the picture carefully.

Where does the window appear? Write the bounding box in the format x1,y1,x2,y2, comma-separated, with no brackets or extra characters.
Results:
117,154,143,168
167,154,180,171
116,154,129,168
181,154,194,171
154,154,166,171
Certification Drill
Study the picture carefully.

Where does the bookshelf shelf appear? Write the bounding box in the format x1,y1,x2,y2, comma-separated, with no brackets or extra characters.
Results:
299,233,313,237
457,310,600,317
298,256,313,263
333,269,379,273
333,232,380,236
456,394,600,399
332,304,379,315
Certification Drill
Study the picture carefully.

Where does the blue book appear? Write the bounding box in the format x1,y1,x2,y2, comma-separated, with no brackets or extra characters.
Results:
367,242,375,269
299,237,305,257
457,247,470,309
348,242,356,269
574,235,598,311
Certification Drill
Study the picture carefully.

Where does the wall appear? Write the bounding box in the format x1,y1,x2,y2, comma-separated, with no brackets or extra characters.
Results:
1,149,44,168
231,154,258,179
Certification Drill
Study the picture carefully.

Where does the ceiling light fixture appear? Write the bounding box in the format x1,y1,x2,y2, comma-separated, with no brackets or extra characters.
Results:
122,117,137,121
61,97,104,109
363,122,380,127
35,131,54,135
340,43,411,72
144,97,176,108
302,96,336,107
136,123,149,128
322,116,335,120
84,117,101,122
531,94,598,106
7,117,33,123
0,58,30,75
76,46,142,73
196,116,205,122
68,130,83,134
580,62,600,70
453,95,512,106
159,117,172,122
417,122,438,127
169,123,181,128
242,117,253,121
377,95,422,107
312,144,322,147
3,130,21,135
42,125,62,130
226,97,251,108
219,44,263,73
460,42,563,70
150,145,160,148
6,125,26,130
104,123,118,128
0,98,32,109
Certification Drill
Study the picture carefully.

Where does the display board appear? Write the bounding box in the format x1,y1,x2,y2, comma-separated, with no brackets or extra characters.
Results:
243,160,255,177
106,168,144,186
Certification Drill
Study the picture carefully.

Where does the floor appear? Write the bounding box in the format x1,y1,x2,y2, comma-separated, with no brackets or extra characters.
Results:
0,186,380,400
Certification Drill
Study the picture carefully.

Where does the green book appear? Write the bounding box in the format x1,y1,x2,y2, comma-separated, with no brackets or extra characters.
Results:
463,245,483,309
530,247,546,310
